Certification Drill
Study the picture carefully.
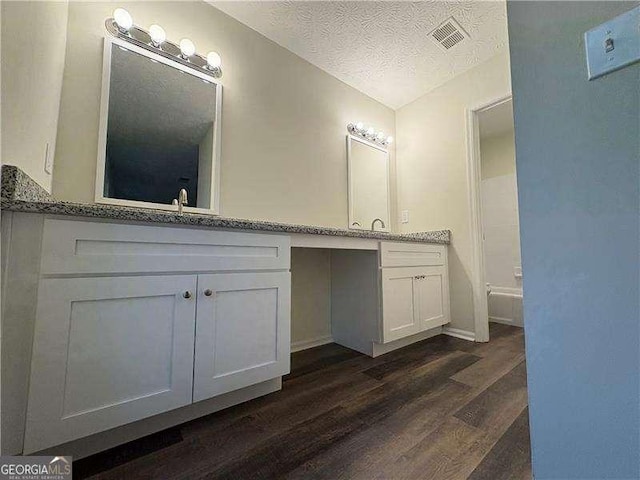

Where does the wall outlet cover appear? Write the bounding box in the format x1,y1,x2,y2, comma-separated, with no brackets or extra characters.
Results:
401,210,409,224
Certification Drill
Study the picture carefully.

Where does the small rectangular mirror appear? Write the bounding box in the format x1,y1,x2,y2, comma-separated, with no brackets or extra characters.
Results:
95,37,222,213
347,135,391,231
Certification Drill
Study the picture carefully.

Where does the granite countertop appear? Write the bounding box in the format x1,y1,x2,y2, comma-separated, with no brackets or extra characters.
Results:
0,165,451,244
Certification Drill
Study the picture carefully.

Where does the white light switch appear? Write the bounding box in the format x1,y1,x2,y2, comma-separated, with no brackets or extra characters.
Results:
585,5,640,80
401,210,409,224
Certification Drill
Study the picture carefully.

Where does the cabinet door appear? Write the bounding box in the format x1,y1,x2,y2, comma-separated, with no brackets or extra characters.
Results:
381,267,421,343
414,265,451,330
24,275,197,453
193,272,290,402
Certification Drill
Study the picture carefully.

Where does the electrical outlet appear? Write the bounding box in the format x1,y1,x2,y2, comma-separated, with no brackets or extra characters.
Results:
44,142,53,174
401,210,409,224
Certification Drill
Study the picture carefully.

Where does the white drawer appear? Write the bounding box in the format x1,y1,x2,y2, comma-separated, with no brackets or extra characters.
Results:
40,218,290,275
380,242,446,268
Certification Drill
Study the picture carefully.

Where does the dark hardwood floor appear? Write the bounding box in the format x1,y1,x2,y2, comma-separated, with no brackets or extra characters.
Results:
74,323,531,480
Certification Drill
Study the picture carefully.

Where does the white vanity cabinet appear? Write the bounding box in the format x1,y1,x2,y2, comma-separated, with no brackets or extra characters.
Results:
6,216,291,454
25,275,198,453
332,242,450,357
193,272,290,402
380,243,450,344
382,265,450,343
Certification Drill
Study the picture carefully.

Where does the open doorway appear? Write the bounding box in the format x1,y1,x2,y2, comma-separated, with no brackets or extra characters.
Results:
477,99,523,329
466,95,522,340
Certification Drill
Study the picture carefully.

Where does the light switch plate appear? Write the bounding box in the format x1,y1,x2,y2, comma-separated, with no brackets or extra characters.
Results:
514,266,523,279
585,5,640,80
401,210,409,224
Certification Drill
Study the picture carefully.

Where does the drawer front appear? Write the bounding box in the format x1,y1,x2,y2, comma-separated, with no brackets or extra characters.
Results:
41,218,290,275
380,242,446,268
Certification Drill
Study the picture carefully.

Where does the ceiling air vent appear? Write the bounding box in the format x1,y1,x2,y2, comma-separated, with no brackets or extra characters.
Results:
429,17,469,51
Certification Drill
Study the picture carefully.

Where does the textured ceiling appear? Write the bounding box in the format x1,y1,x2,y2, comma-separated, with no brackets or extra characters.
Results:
210,1,509,109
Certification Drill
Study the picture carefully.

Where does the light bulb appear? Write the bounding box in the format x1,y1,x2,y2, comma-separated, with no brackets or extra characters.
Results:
376,131,385,140
366,127,375,136
148,24,166,46
355,122,364,131
113,8,133,32
206,51,222,69
179,38,196,58
386,136,394,144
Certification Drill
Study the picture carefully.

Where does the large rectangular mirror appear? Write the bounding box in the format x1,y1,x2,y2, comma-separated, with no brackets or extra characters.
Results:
95,37,222,213
347,135,390,232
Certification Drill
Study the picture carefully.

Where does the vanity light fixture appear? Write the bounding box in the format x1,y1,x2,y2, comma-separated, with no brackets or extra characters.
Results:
179,38,196,58
347,122,393,147
148,24,166,47
105,8,223,78
206,51,222,70
113,8,133,33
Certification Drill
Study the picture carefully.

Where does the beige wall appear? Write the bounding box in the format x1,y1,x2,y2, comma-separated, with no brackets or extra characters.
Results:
1,1,69,193
480,131,516,180
396,51,512,333
52,1,395,230
290,248,332,347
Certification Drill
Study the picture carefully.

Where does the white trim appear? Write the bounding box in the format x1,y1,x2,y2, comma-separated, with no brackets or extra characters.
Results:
489,317,523,328
442,326,476,342
347,134,391,232
290,233,378,251
464,93,512,343
291,335,334,353
490,288,523,298
95,37,223,215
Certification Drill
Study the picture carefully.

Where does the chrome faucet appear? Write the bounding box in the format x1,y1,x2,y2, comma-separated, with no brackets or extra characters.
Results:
172,188,188,214
371,218,385,231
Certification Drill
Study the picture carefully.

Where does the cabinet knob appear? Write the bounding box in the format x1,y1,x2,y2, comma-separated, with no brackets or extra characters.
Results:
183,291,192,299
204,289,213,297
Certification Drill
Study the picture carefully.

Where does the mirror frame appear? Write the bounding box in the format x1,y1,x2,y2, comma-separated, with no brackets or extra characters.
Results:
95,36,223,214
347,134,391,232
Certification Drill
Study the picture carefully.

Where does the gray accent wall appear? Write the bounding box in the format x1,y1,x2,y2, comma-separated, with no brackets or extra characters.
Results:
507,2,640,478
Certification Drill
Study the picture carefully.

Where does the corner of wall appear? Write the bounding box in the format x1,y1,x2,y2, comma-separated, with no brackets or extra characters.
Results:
0,1,70,195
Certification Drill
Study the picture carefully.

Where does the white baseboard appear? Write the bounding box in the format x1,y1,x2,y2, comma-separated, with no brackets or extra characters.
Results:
442,326,476,342
291,335,334,353
489,316,524,328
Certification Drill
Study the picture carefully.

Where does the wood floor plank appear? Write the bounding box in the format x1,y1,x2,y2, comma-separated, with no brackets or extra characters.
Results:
189,352,481,480
284,379,473,480
451,345,526,391
468,407,532,480
285,343,362,380
78,324,531,480
454,360,528,431
90,372,383,480
376,416,486,480
361,335,474,381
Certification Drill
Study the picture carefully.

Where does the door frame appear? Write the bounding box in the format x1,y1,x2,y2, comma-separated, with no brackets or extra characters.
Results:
464,93,513,343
